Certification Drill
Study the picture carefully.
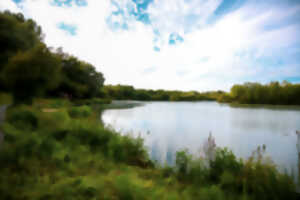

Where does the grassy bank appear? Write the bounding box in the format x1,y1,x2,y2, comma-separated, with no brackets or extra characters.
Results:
0,98,297,200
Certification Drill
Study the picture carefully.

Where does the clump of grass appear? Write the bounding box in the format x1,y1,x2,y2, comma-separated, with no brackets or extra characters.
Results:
39,109,71,132
34,98,71,109
68,105,92,118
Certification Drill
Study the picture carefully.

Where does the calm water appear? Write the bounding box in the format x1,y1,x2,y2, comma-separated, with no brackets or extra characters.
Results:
102,101,300,175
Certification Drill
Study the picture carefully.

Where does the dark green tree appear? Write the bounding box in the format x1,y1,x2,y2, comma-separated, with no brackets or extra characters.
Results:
52,55,105,98
0,11,43,89
2,44,61,104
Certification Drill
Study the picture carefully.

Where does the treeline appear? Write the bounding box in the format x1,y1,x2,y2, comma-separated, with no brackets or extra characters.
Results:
2,11,299,106
218,81,300,105
0,11,105,104
100,84,225,101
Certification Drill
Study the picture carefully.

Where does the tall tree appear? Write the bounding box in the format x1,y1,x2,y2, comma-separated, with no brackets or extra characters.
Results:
52,55,105,98
2,44,61,104
0,11,43,89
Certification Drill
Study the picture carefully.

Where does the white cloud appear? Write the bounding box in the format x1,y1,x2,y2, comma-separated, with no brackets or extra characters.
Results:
1,0,300,91
0,0,21,12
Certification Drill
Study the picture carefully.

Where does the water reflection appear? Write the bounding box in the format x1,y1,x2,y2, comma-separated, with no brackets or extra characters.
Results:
102,101,300,175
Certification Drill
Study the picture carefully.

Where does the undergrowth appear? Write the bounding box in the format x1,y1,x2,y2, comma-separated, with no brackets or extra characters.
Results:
0,99,297,200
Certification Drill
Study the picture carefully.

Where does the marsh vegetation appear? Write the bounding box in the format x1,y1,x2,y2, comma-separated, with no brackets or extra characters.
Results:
0,99,298,200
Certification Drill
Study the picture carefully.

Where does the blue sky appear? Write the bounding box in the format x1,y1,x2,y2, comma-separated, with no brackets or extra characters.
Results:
1,0,300,91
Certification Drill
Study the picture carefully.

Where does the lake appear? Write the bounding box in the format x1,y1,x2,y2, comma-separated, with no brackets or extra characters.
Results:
102,101,300,176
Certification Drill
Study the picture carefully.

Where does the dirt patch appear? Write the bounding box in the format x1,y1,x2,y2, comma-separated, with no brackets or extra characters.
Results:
42,108,59,113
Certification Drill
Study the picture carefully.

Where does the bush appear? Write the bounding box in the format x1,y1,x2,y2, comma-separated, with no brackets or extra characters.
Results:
108,134,149,166
209,148,243,183
7,106,38,130
114,175,148,200
91,98,111,105
199,185,225,200
39,110,71,132
68,106,92,118
175,150,191,177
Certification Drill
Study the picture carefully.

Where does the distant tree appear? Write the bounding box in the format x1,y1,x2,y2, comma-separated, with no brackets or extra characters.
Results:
2,44,61,104
225,81,300,105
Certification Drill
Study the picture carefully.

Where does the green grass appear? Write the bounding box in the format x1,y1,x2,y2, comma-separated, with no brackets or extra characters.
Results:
0,98,297,200
103,100,144,109
73,98,112,106
68,105,92,118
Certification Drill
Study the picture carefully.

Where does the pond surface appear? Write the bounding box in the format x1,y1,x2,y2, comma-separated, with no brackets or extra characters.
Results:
102,101,300,176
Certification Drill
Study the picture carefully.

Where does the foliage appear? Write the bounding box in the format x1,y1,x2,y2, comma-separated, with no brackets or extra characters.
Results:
68,105,92,118
102,84,220,101
0,100,297,200
6,105,39,130
0,11,42,73
50,55,105,99
2,44,62,104
0,9,298,200
33,98,72,109
0,11,105,104
219,81,300,105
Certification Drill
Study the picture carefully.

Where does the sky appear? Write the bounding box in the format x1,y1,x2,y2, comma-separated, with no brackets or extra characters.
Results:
1,0,300,91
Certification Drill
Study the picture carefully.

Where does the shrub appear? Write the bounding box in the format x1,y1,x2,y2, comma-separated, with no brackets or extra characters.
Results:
114,175,148,200
108,134,149,166
199,185,225,200
209,148,243,183
7,106,38,130
68,106,92,118
91,98,111,105
48,99,71,108
161,166,174,178
37,138,56,159
73,98,111,106
115,175,134,200
39,110,71,132
175,150,190,177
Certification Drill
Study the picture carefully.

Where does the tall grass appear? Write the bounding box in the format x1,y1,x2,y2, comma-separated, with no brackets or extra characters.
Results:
68,105,92,118
0,101,297,200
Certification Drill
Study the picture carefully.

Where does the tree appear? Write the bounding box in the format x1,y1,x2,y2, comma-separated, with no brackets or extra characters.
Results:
2,44,61,104
0,11,43,90
51,55,105,98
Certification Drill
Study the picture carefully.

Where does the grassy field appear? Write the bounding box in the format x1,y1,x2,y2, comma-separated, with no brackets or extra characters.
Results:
0,98,297,200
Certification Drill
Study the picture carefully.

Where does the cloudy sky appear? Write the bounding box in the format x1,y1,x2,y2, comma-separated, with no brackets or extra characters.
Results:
1,0,300,91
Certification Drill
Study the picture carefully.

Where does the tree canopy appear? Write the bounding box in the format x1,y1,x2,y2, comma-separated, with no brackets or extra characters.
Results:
0,11,42,71
218,81,300,105
2,44,61,104
0,10,105,103
101,84,220,101
50,55,105,99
